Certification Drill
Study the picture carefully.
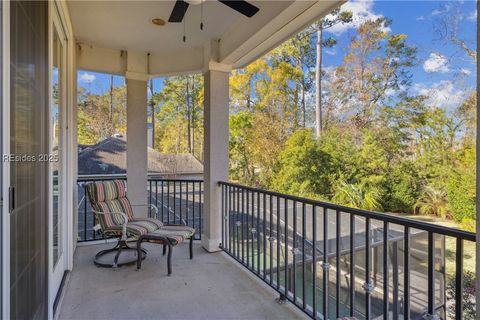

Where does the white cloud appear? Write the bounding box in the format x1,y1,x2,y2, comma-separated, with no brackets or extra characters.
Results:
79,72,96,84
416,15,425,21
385,85,406,98
460,68,472,75
413,80,466,111
431,3,452,16
325,0,390,35
423,53,450,73
325,49,337,56
466,10,477,21
321,66,338,88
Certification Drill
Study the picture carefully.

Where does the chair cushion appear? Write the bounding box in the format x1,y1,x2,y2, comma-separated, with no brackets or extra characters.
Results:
144,225,195,245
86,180,134,229
102,221,152,238
129,217,164,232
87,180,127,203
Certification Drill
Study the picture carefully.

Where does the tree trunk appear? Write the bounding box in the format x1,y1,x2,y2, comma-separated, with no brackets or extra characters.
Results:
109,74,114,122
191,76,195,156
315,25,323,137
301,75,306,127
149,79,155,149
186,76,192,154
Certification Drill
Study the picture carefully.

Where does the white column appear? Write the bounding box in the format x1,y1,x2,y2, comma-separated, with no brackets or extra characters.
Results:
202,69,230,252
126,78,148,216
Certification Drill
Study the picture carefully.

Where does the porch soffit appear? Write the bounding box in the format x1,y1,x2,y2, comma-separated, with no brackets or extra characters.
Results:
68,0,343,77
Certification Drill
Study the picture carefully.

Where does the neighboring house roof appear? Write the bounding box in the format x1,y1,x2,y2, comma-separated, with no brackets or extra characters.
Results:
78,136,203,175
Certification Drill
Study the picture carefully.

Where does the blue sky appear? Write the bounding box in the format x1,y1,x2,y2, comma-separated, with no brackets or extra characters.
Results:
78,0,476,112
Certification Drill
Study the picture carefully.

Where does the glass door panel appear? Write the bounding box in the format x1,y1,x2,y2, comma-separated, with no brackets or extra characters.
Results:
52,27,64,268
50,12,67,301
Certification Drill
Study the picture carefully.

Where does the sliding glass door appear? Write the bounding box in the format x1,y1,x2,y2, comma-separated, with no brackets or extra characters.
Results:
9,1,48,319
50,11,67,299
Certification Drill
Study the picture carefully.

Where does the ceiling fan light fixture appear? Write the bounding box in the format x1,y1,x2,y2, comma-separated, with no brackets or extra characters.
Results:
185,0,204,5
151,18,166,26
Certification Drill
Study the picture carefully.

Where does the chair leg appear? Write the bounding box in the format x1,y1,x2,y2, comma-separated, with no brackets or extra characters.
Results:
113,242,123,268
137,238,143,270
189,237,193,259
167,244,172,276
163,244,167,256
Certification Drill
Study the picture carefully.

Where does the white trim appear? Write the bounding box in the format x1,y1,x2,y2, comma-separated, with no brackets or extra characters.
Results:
49,2,72,318
63,0,76,272
54,0,76,272
1,1,10,319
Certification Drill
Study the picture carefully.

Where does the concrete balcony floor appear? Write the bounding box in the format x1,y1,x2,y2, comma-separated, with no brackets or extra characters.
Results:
58,242,305,320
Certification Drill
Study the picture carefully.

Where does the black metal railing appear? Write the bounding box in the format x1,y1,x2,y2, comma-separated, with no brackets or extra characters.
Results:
77,175,203,242
219,181,476,320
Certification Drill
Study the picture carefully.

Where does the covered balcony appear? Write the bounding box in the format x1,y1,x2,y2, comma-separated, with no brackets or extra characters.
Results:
52,1,476,320
66,176,475,320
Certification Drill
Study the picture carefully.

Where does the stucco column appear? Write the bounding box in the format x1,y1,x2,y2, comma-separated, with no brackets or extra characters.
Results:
126,78,148,217
202,69,230,252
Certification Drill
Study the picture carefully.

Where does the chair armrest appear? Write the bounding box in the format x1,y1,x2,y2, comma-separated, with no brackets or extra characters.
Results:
92,209,128,241
131,204,158,219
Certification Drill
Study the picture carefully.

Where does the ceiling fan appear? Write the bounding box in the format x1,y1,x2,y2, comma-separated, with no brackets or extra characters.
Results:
168,0,260,23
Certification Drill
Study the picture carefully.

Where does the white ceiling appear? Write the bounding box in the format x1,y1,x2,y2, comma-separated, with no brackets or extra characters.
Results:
67,0,290,55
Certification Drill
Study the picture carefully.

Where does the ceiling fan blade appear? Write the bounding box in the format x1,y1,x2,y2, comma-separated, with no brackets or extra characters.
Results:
168,0,190,23
218,1,259,18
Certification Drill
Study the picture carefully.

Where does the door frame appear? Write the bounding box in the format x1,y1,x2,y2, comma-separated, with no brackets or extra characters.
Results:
48,2,70,318
1,1,10,319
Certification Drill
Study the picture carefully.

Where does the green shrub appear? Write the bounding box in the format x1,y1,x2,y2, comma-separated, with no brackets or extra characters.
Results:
271,129,334,197
446,170,475,222
383,162,420,213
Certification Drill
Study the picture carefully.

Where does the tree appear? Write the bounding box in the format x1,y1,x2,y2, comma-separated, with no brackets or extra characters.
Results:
229,112,256,184
77,85,127,144
152,74,203,159
271,129,334,197
434,3,476,63
329,18,416,129
149,78,156,149
314,9,353,136
276,30,316,127
413,186,449,219
332,181,383,211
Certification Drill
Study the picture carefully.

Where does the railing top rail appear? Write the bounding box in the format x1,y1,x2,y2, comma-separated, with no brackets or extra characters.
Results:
77,174,127,181
148,178,204,183
77,174,203,183
219,181,476,242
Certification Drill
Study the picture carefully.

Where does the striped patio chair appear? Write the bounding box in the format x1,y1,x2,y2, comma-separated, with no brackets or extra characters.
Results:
86,180,195,271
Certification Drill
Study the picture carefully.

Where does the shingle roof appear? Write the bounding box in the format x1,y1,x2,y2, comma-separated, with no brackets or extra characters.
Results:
78,136,203,175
